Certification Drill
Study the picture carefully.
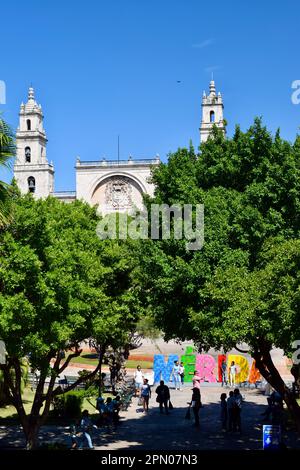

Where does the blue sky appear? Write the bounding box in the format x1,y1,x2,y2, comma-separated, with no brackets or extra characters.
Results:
0,0,299,190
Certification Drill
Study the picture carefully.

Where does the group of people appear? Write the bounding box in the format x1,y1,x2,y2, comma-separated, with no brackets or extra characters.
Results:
220,360,239,387
134,363,203,427
170,360,185,390
220,388,244,432
70,395,122,449
96,395,121,424
133,362,185,414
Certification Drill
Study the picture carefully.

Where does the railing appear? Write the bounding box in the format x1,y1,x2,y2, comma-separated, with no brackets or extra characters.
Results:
52,191,76,198
77,158,160,167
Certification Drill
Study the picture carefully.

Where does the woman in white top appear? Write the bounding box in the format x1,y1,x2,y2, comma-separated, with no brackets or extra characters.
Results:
229,361,237,387
134,365,144,397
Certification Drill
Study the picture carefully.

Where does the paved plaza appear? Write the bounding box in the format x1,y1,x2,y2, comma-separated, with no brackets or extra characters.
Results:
1,384,300,450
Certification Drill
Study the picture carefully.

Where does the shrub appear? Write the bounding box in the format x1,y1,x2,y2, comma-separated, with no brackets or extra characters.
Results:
52,390,85,419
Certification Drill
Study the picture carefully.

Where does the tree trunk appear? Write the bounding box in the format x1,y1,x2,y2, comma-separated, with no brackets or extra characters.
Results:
253,346,300,433
24,418,41,450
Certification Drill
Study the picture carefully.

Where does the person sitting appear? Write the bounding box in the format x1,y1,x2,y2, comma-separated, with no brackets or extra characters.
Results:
95,396,108,426
262,390,283,421
105,397,114,421
112,395,122,423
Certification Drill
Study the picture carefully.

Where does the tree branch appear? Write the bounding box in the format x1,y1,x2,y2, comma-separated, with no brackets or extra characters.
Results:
52,357,102,397
58,348,82,375
235,345,250,354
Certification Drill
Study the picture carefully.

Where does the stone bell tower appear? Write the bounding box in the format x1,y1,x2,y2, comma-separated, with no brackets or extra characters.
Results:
199,79,225,143
14,87,54,197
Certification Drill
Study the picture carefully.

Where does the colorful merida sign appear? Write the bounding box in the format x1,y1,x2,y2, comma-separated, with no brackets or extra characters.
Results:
153,346,260,383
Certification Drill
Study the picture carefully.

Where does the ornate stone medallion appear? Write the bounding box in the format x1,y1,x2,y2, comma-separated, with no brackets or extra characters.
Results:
105,176,133,210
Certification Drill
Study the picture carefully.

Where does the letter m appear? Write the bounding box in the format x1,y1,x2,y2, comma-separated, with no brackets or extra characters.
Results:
153,354,178,383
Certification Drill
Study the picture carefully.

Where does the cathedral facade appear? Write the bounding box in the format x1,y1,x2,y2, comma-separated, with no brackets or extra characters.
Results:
13,80,224,212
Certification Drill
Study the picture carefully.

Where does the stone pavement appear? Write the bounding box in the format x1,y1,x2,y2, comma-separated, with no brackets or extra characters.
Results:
1,384,300,450
94,384,300,451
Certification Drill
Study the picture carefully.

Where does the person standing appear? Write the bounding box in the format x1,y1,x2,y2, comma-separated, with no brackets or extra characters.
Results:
191,386,201,427
109,360,118,393
229,361,237,387
155,380,170,414
221,360,227,386
171,360,182,390
134,365,144,397
179,362,185,386
140,378,151,412
220,393,227,430
227,390,235,432
192,370,201,389
233,388,243,432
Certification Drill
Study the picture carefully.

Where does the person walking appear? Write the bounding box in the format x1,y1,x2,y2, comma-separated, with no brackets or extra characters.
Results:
190,386,201,427
155,380,170,414
229,361,237,387
220,392,227,430
134,365,144,397
78,410,95,449
171,360,182,390
140,378,151,412
221,360,227,386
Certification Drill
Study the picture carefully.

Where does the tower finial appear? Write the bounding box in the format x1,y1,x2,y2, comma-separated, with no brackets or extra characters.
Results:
28,86,35,101
209,78,216,96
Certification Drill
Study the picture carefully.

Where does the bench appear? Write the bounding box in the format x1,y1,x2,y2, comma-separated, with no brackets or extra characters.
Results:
57,375,86,390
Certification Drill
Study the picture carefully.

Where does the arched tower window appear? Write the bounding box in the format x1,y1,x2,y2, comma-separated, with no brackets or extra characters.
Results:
28,176,35,193
26,119,31,130
210,111,215,123
25,146,31,162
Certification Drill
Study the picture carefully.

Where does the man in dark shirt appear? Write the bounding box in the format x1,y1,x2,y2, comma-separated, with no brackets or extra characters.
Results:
191,387,201,427
155,380,170,414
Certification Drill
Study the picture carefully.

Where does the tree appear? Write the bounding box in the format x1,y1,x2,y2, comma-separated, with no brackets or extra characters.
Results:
137,120,300,430
0,195,140,448
0,118,15,226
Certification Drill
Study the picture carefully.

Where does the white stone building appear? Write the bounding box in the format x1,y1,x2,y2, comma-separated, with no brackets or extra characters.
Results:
199,79,225,143
14,80,224,211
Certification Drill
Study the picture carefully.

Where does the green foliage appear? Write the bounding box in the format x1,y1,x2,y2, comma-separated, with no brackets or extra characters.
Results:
0,194,142,446
51,390,85,419
138,119,300,356
0,118,15,225
0,195,140,369
77,369,100,392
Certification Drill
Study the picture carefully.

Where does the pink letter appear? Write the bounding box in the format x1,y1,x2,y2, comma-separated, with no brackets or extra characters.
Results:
196,354,217,382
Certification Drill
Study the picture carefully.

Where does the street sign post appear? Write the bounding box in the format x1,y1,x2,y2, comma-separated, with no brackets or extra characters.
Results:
263,425,281,450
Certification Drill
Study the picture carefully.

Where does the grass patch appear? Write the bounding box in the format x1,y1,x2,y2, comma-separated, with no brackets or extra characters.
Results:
67,354,153,370
0,386,108,423
125,360,153,369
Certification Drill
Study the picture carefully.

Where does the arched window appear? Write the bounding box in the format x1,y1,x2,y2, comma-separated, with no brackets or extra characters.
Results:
28,176,35,193
26,119,31,130
210,111,215,123
25,146,31,162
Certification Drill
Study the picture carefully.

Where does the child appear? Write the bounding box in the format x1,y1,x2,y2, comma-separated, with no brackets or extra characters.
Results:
220,393,227,430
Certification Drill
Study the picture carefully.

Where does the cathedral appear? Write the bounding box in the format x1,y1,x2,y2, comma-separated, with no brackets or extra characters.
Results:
13,80,225,213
